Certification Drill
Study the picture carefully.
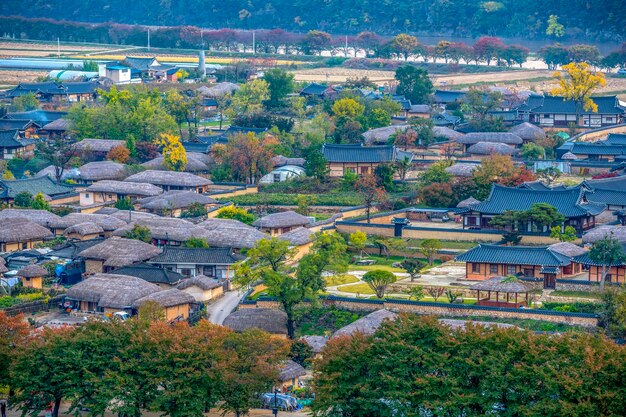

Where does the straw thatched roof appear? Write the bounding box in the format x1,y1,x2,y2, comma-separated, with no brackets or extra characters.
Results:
197,218,268,249
333,309,397,338
66,273,161,309
107,210,159,223
78,237,162,267
63,222,104,237
125,170,212,188
197,82,240,97
561,151,578,160
0,258,7,274
142,152,214,172
457,132,523,145
548,242,586,258
278,227,314,246
456,196,481,208
16,263,48,278
0,218,53,243
433,126,464,140
223,308,288,335
582,225,626,244
0,208,60,226
132,288,195,309
111,217,199,242
362,125,409,145
72,139,124,153
86,180,163,197
279,360,307,382
78,161,128,182
272,155,305,168
42,118,71,131
49,213,127,231
136,190,217,211
177,275,221,291
253,211,311,229
509,122,546,142
468,142,517,155
300,335,327,353
469,276,531,293
445,163,477,177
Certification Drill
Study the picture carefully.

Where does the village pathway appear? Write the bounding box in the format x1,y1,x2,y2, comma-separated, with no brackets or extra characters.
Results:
206,290,243,324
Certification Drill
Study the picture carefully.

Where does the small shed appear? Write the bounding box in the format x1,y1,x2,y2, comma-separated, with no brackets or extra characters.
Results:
332,309,397,338
63,222,104,240
278,360,307,391
470,276,532,308
16,264,48,289
177,274,224,302
132,288,196,321
252,211,312,236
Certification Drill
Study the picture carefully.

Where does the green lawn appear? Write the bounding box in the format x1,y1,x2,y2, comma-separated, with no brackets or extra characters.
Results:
549,290,601,299
349,255,440,273
325,274,359,286
337,282,375,294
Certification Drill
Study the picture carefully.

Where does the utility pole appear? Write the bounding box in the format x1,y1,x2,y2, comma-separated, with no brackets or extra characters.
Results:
147,29,150,51
252,31,256,55
57,37,60,58
345,35,348,57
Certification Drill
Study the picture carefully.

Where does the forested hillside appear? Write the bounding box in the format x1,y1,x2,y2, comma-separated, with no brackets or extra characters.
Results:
1,0,624,40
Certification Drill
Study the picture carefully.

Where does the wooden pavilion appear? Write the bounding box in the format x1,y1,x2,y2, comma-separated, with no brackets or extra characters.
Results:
470,276,532,308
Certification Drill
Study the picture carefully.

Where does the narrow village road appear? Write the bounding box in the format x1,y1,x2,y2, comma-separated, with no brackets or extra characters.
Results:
206,291,243,324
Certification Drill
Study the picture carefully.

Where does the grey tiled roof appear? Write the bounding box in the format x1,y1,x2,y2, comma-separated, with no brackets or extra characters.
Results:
455,244,571,267
0,129,22,148
5,110,67,124
604,134,626,146
0,119,40,131
531,95,624,115
300,83,328,96
111,263,184,285
149,247,241,265
573,251,626,267
584,189,626,206
0,176,75,199
322,144,411,163
467,185,605,217
569,142,626,156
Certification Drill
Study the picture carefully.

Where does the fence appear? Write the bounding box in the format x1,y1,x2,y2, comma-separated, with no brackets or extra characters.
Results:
244,294,598,327
3,295,66,316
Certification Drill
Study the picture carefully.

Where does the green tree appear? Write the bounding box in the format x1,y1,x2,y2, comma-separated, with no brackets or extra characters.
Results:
114,196,133,210
420,239,442,265
550,225,577,242
301,30,332,55
216,206,255,225
374,163,395,191
461,87,505,131
14,191,33,208
9,92,39,112
401,259,426,282
248,238,295,272
183,237,209,248
408,116,435,146
362,269,396,298
227,79,270,117
303,145,329,180
332,98,365,119
536,166,562,185
180,202,208,218
520,142,545,159
420,160,452,186
262,68,295,107
349,230,367,257
124,224,152,243
366,108,391,129
391,34,419,60
404,285,425,300
36,136,77,182
589,236,626,289
296,194,316,216
394,66,433,104
546,14,565,38
164,89,193,136
31,192,50,210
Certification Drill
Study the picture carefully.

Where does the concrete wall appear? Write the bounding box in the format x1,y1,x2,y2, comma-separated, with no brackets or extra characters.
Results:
248,296,598,327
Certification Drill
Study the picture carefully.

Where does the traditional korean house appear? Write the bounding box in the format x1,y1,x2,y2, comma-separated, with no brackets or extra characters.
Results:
278,360,307,392
0,120,40,138
557,141,626,162
74,161,129,184
520,95,625,128
124,170,212,193
223,308,288,336
111,217,201,246
456,132,523,153
0,218,53,252
321,144,413,177
300,83,337,99
581,175,626,212
81,180,163,206
71,139,125,160
132,288,196,321
508,122,546,143
253,211,312,236
573,246,626,284
0,176,77,205
111,263,185,288
148,246,242,279
142,152,214,175
455,243,586,288
278,227,315,259
176,275,224,303
39,118,71,138
196,218,267,249
0,129,33,160
63,222,105,240
5,110,67,126
48,213,127,237
0,208,60,226
121,57,177,82
458,184,605,233
16,264,48,289
134,190,218,217
78,237,162,274
332,309,397,338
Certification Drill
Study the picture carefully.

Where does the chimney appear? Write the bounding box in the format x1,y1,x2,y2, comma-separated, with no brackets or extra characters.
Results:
199,50,206,77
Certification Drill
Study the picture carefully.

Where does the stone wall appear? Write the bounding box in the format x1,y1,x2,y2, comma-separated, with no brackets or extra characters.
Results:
555,279,623,293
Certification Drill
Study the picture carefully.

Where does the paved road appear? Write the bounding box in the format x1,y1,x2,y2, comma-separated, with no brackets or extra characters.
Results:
207,291,243,324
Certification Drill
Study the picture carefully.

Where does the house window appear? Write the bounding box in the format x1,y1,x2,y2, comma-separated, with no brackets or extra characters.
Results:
282,227,291,234
507,265,516,275
22,242,28,250
345,167,356,174
360,166,369,174
181,268,192,277
523,268,533,277
84,193,90,199
471,263,480,273
605,274,613,282
489,264,498,275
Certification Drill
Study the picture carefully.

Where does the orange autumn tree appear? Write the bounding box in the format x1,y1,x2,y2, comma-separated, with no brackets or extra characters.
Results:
0,312,30,382
218,132,279,184
472,154,536,199
355,173,387,223
106,144,130,163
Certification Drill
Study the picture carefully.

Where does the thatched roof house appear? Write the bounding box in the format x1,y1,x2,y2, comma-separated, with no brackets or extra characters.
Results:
0,208,60,226
279,360,307,383
253,211,311,234
561,151,578,160
300,335,327,354
132,288,195,309
0,218,53,250
48,213,127,232
66,273,161,311
272,155,305,168
16,263,48,278
433,126,464,140
177,274,221,291
125,170,212,191
72,139,124,154
197,82,240,97
223,308,288,335
548,242,586,258
136,190,218,212
111,217,199,243
86,180,163,197
77,161,128,182
469,276,531,293
78,237,162,270
142,152,214,173
582,225,626,244
445,163,477,177
278,227,315,246
467,142,517,156
457,132,523,146
362,125,409,145
63,222,104,238
107,209,159,223
456,196,481,208
509,122,546,142
197,218,267,249
333,309,397,338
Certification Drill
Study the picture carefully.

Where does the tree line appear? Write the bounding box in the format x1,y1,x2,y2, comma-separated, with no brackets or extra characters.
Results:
0,310,289,417
1,0,624,40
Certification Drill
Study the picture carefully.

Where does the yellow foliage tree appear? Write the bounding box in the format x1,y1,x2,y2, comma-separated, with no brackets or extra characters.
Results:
551,62,606,125
155,133,187,172
332,98,365,119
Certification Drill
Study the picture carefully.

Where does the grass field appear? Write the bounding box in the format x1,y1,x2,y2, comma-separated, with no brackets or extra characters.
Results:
325,274,360,287
71,54,306,66
336,282,375,294
549,290,601,299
